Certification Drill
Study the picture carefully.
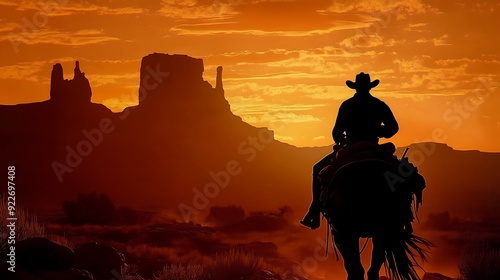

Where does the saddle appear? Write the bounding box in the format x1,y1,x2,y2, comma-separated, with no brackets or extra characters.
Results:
319,141,398,199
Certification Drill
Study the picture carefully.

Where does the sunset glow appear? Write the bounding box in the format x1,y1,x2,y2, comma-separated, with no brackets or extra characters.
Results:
2,2,500,279
1,0,499,151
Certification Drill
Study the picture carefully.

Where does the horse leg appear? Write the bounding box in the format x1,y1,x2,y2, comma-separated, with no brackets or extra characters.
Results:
367,236,385,280
336,235,364,280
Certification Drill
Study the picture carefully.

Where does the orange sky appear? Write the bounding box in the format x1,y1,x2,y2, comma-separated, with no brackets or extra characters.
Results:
0,0,499,151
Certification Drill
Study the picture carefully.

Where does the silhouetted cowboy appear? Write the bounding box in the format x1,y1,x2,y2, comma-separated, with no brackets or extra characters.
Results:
301,72,399,229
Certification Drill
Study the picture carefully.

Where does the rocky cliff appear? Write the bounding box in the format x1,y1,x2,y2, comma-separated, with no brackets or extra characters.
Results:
0,53,319,213
50,61,92,104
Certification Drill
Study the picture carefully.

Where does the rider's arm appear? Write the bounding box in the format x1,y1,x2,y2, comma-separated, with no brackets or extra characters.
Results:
379,102,399,138
332,103,347,143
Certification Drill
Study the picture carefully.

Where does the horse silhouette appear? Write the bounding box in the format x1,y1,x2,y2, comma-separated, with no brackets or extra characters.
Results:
322,157,432,280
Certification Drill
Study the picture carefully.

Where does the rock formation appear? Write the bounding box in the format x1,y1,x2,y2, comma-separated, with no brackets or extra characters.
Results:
15,237,74,272
216,65,224,95
136,53,230,118
0,238,124,280
74,242,125,280
138,53,203,106
50,61,92,104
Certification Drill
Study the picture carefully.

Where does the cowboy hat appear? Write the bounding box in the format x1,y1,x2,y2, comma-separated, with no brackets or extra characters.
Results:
346,72,379,90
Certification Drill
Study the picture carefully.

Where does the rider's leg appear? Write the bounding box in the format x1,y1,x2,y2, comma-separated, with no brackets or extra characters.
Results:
301,152,334,229
367,236,385,280
337,235,364,280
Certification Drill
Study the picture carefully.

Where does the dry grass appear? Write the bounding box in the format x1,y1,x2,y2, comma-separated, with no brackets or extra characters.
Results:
207,248,263,280
459,240,500,280
0,197,284,279
0,194,46,251
155,263,208,280
154,248,263,280
47,233,74,249
0,195,72,250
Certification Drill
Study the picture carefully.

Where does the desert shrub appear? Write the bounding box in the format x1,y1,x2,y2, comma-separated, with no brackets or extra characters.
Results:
63,192,118,225
0,194,46,251
206,205,245,227
155,263,208,280
207,248,263,280
459,239,500,280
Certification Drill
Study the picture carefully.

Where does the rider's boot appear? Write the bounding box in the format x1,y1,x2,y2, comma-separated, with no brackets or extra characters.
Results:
300,202,321,230
301,165,324,230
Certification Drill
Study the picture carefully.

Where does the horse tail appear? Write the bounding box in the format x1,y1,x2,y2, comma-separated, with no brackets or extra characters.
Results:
383,232,433,280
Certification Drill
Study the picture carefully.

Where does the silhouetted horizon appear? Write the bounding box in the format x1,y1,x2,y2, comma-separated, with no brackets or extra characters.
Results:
1,55,496,154
1,53,499,213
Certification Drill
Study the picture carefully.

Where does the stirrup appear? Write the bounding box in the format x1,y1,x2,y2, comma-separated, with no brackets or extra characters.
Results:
300,211,320,230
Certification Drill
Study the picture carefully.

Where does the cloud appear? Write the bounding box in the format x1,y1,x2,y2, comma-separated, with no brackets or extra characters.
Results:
169,22,372,36
339,34,385,49
0,0,16,7
405,22,430,32
158,0,239,20
226,94,325,128
274,134,295,142
254,84,340,97
416,34,451,46
205,49,300,65
390,56,482,94
0,22,20,33
0,64,43,82
89,73,137,87
211,48,377,88
4,28,119,46
262,112,321,123
13,2,148,16
164,0,376,36
321,0,439,15
0,57,75,82
238,112,321,127
227,95,325,115
393,57,427,73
